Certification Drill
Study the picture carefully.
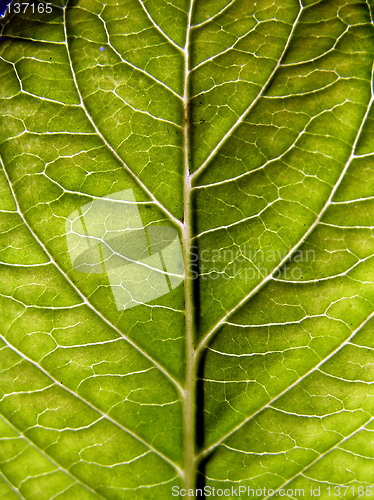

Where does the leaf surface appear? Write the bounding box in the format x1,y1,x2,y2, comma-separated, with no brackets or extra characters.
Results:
0,0,374,498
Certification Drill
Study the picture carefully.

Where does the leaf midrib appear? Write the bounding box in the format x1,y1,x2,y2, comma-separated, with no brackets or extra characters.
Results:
69,0,374,490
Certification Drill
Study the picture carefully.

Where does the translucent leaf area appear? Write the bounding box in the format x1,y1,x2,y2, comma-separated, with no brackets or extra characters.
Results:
0,0,374,498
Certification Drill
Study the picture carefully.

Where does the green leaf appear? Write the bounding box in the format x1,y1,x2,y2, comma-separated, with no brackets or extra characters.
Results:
1,0,374,498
